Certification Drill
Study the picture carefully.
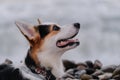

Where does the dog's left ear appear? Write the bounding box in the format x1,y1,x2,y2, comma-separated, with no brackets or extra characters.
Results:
15,21,40,46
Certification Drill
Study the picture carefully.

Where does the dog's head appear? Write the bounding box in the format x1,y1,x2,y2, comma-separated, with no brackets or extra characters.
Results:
15,20,80,52
15,20,80,70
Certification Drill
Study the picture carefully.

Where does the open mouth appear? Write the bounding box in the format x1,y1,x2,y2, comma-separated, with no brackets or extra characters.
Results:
56,33,80,48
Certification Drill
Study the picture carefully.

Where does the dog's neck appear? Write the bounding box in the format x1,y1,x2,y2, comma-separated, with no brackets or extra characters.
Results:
25,49,46,75
37,50,65,78
25,48,56,80
25,47,65,79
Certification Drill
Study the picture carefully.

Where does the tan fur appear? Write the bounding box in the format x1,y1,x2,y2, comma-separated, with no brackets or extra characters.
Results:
29,32,41,67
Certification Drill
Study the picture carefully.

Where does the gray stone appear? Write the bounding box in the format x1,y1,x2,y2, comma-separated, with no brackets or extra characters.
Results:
92,70,104,76
113,66,120,77
80,74,92,80
74,70,86,79
112,75,120,80
77,63,87,70
98,73,112,80
85,61,94,68
101,65,117,73
94,60,102,69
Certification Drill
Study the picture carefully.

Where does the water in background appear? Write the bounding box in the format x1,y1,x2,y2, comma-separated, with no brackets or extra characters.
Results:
0,0,120,65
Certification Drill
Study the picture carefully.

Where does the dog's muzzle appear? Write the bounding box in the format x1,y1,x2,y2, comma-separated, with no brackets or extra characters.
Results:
56,23,80,48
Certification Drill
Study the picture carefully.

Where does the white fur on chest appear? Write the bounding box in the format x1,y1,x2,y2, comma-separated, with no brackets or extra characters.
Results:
37,51,65,78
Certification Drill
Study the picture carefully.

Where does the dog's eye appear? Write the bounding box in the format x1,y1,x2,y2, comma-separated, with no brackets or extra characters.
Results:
53,25,60,31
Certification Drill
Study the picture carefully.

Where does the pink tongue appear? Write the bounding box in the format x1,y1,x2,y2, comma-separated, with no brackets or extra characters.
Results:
57,41,68,46
57,39,75,46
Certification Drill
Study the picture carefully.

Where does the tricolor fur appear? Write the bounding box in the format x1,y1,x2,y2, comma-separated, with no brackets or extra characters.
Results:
0,19,80,80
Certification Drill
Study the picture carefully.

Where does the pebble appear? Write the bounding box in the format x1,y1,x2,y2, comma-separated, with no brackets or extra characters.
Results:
77,63,87,70
98,73,112,79
66,69,86,79
94,60,102,69
101,65,117,73
65,78,79,80
80,74,92,80
91,75,99,79
92,70,104,76
85,61,94,68
85,68,95,75
112,66,120,77
112,75,120,80
63,60,77,71
74,70,86,79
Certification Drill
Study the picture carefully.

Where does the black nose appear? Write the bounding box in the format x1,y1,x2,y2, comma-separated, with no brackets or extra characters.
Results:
74,23,80,29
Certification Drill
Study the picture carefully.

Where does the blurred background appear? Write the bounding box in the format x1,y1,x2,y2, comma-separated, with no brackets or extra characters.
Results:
0,0,120,65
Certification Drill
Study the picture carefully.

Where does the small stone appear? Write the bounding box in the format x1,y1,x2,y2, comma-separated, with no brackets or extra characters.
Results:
67,69,86,79
74,70,86,79
98,73,112,80
92,70,104,76
101,65,117,73
80,74,92,80
85,61,94,68
85,68,95,75
94,60,102,69
91,75,99,79
63,60,77,71
60,74,76,80
65,78,79,80
112,66,120,77
112,75,120,80
77,63,87,70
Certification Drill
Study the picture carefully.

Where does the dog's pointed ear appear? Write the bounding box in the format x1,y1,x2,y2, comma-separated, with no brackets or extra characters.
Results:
15,21,40,46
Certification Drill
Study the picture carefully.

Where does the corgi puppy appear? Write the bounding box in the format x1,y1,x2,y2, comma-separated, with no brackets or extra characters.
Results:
15,19,80,79
0,19,80,80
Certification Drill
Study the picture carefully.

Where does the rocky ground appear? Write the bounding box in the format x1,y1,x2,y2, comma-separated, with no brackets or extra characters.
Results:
63,60,120,80
3,59,120,80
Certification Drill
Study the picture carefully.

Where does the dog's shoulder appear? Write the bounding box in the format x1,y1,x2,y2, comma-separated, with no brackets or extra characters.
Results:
0,59,42,80
0,63,29,80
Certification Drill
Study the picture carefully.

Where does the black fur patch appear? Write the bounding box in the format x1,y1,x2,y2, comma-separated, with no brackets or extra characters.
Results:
38,25,51,38
0,64,29,80
25,49,37,73
46,70,56,80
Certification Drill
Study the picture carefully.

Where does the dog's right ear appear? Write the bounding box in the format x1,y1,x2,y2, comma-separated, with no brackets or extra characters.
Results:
15,21,40,46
